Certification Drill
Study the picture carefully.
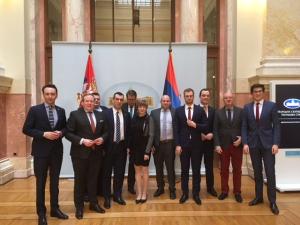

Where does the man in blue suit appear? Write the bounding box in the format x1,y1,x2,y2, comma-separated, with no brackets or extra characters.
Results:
103,92,131,209
23,84,68,225
175,88,207,205
242,83,280,215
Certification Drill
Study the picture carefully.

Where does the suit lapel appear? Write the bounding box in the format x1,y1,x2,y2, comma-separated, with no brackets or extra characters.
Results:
54,106,61,129
260,101,267,120
79,108,94,134
231,107,239,126
41,104,52,129
191,104,197,121
249,102,256,122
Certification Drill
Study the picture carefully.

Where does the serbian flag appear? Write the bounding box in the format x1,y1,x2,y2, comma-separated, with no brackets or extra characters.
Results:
163,50,181,108
82,53,98,94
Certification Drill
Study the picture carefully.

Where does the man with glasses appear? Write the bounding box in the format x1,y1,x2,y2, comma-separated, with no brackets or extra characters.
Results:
242,84,280,215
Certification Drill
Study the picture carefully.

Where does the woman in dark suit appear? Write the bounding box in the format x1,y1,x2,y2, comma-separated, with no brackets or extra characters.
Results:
129,99,154,204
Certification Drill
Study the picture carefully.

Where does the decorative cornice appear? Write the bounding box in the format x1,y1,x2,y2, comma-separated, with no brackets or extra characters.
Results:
257,57,300,75
0,75,13,93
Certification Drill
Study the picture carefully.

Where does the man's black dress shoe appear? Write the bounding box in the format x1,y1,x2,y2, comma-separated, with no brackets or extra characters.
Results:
170,191,176,200
248,198,263,206
38,215,47,225
128,188,136,195
234,194,243,203
50,208,69,219
179,194,188,204
270,203,279,215
207,188,218,197
153,189,165,197
75,208,83,220
218,193,228,200
113,197,126,205
193,195,202,205
104,198,111,209
89,203,105,213
84,195,89,202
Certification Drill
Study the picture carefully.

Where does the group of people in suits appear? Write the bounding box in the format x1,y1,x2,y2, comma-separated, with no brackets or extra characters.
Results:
22,83,280,225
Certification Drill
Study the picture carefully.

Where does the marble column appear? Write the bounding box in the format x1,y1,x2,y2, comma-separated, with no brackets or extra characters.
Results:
6,0,36,179
180,0,200,42
0,66,14,184
65,0,85,41
252,0,300,88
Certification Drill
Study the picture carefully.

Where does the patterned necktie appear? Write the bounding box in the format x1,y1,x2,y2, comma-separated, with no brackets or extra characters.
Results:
255,102,260,123
116,111,121,143
188,107,192,120
162,110,167,140
227,109,232,122
48,105,55,129
88,112,96,133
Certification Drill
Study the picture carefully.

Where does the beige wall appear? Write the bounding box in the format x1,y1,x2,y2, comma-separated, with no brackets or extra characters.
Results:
0,0,26,94
235,0,266,93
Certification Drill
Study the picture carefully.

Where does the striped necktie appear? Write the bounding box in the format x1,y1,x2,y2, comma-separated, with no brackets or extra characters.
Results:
116,111,121,143
48,105,55,129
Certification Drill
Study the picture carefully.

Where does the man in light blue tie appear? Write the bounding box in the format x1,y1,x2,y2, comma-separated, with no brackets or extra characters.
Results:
150,95,177,199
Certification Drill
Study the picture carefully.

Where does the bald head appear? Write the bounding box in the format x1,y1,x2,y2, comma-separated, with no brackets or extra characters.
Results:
161,95,171,110
223,91,234,108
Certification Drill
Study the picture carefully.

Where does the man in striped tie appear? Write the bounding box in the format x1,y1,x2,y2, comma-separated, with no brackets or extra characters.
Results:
103,92,131,209
23,84,68,225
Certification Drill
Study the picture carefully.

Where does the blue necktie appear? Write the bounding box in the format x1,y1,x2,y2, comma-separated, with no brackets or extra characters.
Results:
162,110,167,140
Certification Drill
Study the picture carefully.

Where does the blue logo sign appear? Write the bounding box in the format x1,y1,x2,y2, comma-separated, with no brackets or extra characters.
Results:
283,98,300,109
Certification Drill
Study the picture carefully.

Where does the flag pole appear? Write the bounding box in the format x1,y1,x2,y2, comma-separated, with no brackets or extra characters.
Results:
88,41,92,54
168,42,172,53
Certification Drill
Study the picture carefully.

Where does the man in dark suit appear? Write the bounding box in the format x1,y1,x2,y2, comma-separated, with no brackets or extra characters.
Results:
242,84,280,215
175,88,207,205
213,91,243,203
93,92,108,197
23,84,68,225
66,93,108,219
199,88,217,197
150,95,176,199
121,89,137,194
93,92,108,112
103,92,131,209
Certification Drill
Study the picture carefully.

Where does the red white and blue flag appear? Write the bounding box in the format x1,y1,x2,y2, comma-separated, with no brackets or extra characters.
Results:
163,49,181,108
82,53,98,94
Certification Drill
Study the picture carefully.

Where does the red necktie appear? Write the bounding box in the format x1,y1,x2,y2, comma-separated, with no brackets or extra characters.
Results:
88,112,96,133
188,107,192,120
255,103,260,123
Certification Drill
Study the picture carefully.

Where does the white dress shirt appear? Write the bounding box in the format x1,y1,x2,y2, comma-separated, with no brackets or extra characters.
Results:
253,100,264,119
185,104,194,119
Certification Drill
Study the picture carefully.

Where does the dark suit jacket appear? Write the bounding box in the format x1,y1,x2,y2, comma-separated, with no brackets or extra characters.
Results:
150,107,176,148
122,103,137,119
65,108,108,159
201,106,215,135
23,103,66,158
96,105,108,112
175,104,208,148
213,106,243,149
104,108,131,150
242,100,280,149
